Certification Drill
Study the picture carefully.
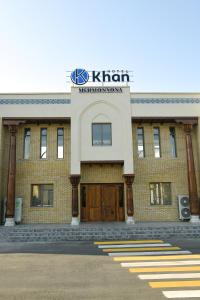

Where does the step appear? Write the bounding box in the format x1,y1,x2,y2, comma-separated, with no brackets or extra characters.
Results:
0,222,200,242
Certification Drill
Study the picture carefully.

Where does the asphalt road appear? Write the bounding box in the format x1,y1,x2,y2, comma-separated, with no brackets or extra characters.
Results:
0,239,199,300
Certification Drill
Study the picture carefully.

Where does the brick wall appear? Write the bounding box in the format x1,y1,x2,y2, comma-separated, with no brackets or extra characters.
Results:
81,163,123,183
1,121,199,224
132,123,200,221
14,123,71,224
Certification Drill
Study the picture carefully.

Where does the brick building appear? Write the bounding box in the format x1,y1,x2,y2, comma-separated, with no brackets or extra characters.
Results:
0,87,200,226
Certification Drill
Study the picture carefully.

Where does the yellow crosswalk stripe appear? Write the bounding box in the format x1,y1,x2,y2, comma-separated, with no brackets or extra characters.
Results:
129,266,200,273
149,280,200,288
94,240,163,245
103,247,180,252
113,254,200,262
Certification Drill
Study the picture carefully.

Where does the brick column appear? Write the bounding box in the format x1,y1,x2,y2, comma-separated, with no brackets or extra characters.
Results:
184,123,200,222
70,175,81,225
5,125,18,226
124,174,135,224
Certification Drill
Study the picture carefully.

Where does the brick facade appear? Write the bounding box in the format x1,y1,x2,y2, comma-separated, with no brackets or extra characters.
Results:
132,123,200,221
1,123,72,224
0,121,199,224
81,163,123,184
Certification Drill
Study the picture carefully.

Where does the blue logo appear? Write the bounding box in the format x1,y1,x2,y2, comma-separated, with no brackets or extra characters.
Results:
70,68,89,85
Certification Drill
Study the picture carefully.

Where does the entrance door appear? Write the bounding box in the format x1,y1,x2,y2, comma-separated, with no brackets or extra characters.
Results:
81,184,124,222
101,185,116,221
87,184,101,221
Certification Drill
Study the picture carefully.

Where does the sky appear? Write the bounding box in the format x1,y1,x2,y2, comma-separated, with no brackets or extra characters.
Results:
0,0,200,93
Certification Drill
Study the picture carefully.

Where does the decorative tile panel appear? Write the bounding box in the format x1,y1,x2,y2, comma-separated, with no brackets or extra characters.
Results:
131,98,200,104
0,99,70,105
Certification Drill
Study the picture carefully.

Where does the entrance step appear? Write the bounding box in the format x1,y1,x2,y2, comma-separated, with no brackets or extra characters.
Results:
0,222,200,242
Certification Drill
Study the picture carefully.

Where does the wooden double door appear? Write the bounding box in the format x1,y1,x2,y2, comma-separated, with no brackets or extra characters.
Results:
81,184,125,222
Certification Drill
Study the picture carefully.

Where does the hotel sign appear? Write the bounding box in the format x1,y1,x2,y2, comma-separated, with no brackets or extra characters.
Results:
69,68,132,85
79,87,123,93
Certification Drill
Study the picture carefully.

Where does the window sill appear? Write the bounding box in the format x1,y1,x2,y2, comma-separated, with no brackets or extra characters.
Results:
92,145,112,147
149,204,173,207
30,206,53,209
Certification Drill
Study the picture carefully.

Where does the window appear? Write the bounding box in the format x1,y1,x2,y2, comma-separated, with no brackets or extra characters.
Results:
57,128,64,159
31,184,53,207
40,128,47,159
24,128,31,159
153,127,161,158
92,123,112,146
150,183,172,205
169,127,177,157
137,127,145,158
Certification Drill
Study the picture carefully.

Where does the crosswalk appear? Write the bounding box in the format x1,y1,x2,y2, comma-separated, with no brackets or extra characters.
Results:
94,239,200,299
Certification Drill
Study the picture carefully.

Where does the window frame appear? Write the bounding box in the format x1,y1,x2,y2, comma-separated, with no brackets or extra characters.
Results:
40,128,47,159
92,123,112,146
169,127,177,158
23,128,31,159
31,184,54,207
57,128,64,159
153,127,161,158
149,182,172,205
137,127,145,158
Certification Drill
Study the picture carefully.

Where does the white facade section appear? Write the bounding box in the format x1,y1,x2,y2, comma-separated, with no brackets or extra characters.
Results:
70,87,134,174
1,91,200,119
1,88,200,176
131,93,200,117
0,93,71,118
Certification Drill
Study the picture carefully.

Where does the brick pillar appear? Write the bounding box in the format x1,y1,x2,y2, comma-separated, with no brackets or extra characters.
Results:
70,175,81,225
5,125,18,226
124,174,135,224
184,123,200,222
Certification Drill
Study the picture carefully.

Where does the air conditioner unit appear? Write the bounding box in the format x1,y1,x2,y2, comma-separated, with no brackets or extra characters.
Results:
178,195,191,220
